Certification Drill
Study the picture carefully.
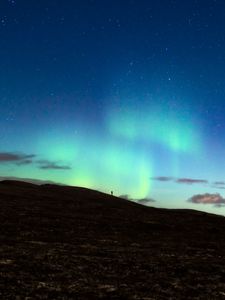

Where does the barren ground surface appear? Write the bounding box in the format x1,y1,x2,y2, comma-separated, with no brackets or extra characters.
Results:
1,180,225,299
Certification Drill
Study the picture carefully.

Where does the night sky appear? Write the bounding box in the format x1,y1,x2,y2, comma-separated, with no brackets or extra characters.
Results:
1,0,225,214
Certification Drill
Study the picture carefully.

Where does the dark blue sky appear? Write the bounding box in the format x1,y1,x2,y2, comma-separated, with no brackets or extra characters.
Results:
1,0,225,213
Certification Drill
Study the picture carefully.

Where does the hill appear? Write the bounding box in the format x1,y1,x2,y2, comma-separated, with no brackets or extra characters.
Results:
1,180,225,299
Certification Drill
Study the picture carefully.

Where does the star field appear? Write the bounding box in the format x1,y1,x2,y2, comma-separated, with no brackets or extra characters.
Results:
1,0,225,214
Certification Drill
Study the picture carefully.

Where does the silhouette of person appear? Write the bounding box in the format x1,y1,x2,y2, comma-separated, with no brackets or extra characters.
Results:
111,191,113,196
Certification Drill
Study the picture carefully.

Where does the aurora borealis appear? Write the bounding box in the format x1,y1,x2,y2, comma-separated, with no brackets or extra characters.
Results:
1,0,225,214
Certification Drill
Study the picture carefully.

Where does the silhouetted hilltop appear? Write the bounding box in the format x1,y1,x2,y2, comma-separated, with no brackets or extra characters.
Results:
0,179,38,188
1,180,225,299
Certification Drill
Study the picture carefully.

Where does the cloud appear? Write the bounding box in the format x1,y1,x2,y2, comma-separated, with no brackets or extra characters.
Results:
188,193,225,207
0,152,35,164
151,176,208,185
137,198,156,206
176,178,208,185
214,187,225,190
214,181,225,186
119,194,131,200
37,160,71,170
119,195,155,206
151,176,173,182
0,151,72,171
16,159,33,165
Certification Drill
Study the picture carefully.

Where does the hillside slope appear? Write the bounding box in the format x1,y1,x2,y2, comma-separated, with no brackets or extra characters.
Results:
1,180,225,299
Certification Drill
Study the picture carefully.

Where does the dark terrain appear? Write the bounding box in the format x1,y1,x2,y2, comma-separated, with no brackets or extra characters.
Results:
1,180,225,299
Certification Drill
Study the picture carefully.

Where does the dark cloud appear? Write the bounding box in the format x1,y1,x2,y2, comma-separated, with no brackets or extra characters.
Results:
16,159,33,166
188,193,225,207
151,176,173,182
211,183,225,190
151,176,208,185
119,194,131,200
0,152,35,164
37,160,71,170
137,198,156,206
120,195,156,206
176,178,208,185
0,152,71,170
150,175,225,192
214,181,225,186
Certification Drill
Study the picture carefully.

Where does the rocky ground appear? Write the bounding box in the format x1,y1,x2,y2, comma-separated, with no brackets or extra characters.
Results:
1,180,225,299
